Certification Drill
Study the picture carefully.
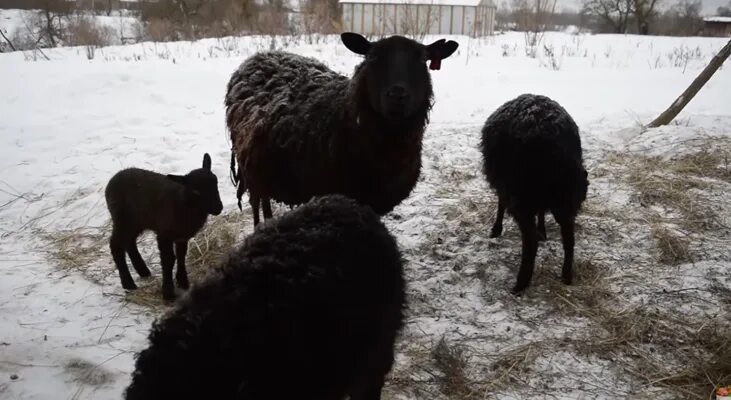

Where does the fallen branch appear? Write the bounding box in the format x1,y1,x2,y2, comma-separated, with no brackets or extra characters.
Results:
0,28,16,51
647,39,731,128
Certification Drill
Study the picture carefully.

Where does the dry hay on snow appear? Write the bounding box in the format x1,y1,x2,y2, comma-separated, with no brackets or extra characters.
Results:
36,132,731,399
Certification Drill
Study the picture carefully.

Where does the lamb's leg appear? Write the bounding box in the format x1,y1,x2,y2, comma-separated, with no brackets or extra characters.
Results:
111,228,136,290
489,196,506,238
157,236,176,301
127,238,151,278
554,212,576,285
537,211,547,241
174,240,190,290
512,210,538,294
262,197,273,221
249,194,260,226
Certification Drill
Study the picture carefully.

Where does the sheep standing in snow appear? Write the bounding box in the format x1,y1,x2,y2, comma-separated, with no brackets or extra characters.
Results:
124,194,405,400
480,94,589,293
226,32,459,225
105,153,223,301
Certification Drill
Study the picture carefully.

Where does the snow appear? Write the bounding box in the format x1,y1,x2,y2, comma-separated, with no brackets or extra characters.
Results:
1,32,731,399
704,16,731,23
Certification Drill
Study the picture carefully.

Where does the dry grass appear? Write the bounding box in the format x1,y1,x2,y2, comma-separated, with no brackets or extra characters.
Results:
613,144,730,234
432,338,472,399
652,224,692,265
41,211,243,309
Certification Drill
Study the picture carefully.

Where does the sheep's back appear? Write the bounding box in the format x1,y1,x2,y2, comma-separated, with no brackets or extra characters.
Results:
125,195,405,399
105,168,176,229
480,94,583,210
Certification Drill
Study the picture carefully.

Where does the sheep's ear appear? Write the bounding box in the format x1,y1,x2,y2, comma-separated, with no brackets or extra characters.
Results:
341,32,371,55
167,174,187,185
426,39,459,60
202,153,212,171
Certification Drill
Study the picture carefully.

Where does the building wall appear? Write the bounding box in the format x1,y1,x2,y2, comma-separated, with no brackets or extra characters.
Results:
702,22,731,37
341,2,495,37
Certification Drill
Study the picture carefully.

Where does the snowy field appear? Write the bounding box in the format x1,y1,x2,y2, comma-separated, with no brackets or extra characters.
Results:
1,32,730,399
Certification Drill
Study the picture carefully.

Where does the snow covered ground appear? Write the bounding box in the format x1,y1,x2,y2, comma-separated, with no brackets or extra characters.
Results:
1,32,730,399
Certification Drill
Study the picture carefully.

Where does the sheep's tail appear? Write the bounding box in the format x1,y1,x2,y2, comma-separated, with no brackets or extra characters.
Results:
229,149,246,211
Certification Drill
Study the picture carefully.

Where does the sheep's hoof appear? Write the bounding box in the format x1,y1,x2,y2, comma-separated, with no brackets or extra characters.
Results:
537,230,547,241
176,277,190,290
489,228,503,238
510,284,528,295
561,275,573,285
161,286,176,302
121,280,137,290
137,267,152,278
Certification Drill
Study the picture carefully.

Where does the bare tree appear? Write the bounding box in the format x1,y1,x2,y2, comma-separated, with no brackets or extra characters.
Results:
581,0,633,33
513,0,557,57
657,0,702,36
718,1,731,16
632,0,660,34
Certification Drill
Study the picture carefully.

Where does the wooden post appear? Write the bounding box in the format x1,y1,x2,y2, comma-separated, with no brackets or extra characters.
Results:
647,38,731,128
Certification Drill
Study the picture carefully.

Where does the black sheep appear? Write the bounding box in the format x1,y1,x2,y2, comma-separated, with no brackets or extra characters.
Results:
226,32,459,226
124,194,406,400
480,94,589,293
105,153,223,301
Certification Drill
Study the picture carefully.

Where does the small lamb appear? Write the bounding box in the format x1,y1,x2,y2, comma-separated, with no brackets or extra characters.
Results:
105,153,223,301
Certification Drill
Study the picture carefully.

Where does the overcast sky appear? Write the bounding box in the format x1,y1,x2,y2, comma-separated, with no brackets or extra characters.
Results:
544,0,729,15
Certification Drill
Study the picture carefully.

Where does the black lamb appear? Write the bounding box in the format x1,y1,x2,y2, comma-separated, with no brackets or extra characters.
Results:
124,194,406,400
105,153,223,301
226,32,459,226
480,94,589,294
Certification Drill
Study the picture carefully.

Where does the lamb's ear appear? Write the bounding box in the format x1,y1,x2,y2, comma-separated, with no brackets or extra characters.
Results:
341,32,371,55
167,174,187,185
202,153,212,171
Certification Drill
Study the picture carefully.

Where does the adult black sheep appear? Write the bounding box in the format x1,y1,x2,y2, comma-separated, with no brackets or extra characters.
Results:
124,194,406,400
480,94,589,294
225,32,459,226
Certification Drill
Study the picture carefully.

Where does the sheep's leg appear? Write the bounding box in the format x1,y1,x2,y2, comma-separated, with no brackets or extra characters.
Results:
249,194,260,226
537,211,547,241
174,240,190,290
111,229,136,290
489,196,506,238
127,239,151,278
157,236,176,301
554,212,576,285
349,374,385,400
512,210,538,294
262,197,273,220
348,349,393,400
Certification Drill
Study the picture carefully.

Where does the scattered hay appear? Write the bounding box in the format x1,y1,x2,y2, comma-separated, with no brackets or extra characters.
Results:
584,306,731,399
39,222,111,284
652,224,692,265
41,211,243,309
432,337,472,398
123,211,242,308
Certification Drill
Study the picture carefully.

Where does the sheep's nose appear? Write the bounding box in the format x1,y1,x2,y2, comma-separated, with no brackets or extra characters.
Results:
387,85,408,100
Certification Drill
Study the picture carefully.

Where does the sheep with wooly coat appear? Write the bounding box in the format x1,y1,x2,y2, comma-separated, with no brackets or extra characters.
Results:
480,94,589,294
225,32,459,225
105,153,223,301
124,194,406,400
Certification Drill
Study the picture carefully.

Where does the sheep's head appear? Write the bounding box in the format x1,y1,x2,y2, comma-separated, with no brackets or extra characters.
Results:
342,32,458,124
168,153,224,216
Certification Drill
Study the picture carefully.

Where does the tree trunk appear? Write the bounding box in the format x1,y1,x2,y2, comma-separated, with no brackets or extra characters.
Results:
647,38,731,128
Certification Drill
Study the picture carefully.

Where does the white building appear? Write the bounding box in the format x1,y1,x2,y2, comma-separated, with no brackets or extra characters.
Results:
339,0,496,37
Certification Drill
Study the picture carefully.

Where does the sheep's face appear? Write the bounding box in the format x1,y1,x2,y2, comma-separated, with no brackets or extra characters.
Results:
168,153,224,216
342,33,458,124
